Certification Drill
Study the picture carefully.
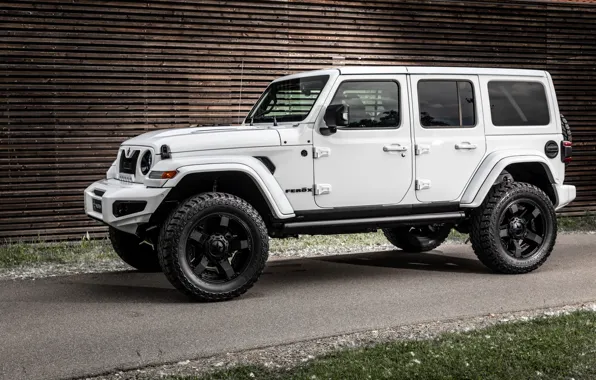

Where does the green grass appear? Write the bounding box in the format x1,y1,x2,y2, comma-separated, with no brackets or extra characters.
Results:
172,311,596,380
0,215,594,270
0,239,117,269
558,213,596,232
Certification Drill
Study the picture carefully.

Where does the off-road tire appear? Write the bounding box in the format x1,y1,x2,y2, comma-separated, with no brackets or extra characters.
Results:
157,192,269,302
470,182,557,274
561,113,572,142
109,227,161,272
383,224,452,252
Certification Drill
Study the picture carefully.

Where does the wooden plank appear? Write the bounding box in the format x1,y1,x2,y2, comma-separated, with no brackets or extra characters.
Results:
1,0,596,241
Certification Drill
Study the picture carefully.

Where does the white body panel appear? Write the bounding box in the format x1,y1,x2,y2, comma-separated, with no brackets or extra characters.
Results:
409,74,487,202
84,179,170,235
124,125,281,154
84,65,576,235
312,74,413,208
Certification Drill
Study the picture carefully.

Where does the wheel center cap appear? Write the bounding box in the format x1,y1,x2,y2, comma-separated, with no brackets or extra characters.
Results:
509,218,526,238
207,235,229,258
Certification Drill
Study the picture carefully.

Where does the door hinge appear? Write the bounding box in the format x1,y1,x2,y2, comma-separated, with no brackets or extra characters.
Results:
415,179,431,190
313,147,331,159
314,184,332,195
415,144,431,155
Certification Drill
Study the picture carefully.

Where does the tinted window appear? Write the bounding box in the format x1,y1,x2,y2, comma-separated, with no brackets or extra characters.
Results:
488,81,550,126
418,81,476,128
330,81,399,128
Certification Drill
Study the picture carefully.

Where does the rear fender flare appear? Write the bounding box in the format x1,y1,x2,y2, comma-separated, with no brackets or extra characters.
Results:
461,151,557,208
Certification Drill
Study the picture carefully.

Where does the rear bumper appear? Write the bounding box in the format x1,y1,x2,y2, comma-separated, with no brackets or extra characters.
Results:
84,179,170,235
554,184,576,211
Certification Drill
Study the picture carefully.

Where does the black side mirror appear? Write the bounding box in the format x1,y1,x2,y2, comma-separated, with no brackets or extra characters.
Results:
321,104,348,136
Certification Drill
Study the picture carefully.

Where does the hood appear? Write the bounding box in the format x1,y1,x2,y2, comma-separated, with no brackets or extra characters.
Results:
122,125,281,153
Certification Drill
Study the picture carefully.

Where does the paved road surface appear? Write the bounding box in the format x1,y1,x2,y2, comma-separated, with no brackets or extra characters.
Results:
1,234,596,380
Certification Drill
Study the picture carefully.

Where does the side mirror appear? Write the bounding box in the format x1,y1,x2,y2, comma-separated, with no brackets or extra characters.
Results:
321,104,348,136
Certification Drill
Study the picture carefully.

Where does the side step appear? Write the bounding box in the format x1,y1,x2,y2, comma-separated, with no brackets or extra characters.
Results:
282,212,465,235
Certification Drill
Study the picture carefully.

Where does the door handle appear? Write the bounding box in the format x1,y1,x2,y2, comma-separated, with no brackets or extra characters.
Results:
383,144,408,152
455,142,477,150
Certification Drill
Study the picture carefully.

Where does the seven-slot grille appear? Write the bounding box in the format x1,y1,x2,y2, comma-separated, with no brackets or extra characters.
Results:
118,149,139,174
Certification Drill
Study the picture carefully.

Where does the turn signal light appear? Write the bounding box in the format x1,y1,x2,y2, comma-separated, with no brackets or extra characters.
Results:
148,170,178,179
161,170,178,179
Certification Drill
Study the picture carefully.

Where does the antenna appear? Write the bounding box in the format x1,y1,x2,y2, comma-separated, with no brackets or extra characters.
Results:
237,58,244,125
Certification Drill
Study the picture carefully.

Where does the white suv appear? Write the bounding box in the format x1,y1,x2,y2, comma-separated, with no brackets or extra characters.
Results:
85,66,576,301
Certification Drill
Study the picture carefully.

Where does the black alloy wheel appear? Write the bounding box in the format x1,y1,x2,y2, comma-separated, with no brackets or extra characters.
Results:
158,192,269,301
183,212,253,284
498,199,547,260
470,181,557,274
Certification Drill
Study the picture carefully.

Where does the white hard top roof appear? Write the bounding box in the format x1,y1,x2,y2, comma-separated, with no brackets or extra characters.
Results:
273,66,546,82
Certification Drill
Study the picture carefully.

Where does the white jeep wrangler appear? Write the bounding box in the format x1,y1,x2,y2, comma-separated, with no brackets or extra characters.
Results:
85,66,576,301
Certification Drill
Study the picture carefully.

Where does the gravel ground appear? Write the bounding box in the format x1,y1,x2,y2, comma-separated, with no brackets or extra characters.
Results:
0,235,462,281
79,301,596,380
1,221,592,282
0,260,131,281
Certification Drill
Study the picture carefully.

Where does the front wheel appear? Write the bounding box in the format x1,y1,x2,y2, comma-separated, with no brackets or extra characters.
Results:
109,227,161,272
470,182,557,274
383,224,452,252
157,192,269,302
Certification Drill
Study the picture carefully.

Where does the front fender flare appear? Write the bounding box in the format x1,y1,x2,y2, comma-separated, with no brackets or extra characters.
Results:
461,151,558,208
154,156,295,219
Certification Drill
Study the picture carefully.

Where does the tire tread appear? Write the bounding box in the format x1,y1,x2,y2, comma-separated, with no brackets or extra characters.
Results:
470,181,557,274
157,192,269,302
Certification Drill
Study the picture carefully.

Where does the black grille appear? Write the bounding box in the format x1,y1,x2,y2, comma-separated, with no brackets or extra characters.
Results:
118,150,139,174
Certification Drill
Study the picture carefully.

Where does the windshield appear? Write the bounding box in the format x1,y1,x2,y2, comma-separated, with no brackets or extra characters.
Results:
247,75,329,124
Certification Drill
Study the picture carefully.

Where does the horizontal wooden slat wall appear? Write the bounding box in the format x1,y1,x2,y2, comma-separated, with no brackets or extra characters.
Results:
1,0,595,241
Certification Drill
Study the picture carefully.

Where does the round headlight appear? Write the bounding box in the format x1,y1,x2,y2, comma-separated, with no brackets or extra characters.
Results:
140,150,152,175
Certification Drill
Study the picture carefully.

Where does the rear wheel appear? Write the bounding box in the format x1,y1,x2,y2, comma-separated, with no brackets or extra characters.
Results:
109,227,161,272
383,224,452,252
470,182,557,274
157,192,268,302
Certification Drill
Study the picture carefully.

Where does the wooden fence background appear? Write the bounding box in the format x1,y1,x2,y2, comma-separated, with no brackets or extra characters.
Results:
1,0,595,241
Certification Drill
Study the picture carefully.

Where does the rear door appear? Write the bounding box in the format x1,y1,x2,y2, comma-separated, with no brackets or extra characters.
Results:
410,75,486,202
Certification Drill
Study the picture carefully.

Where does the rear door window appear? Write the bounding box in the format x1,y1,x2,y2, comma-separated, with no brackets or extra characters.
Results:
488,81,550,126
418,81,476,128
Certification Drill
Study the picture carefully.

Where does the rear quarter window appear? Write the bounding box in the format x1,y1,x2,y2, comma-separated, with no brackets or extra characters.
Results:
488,81,550,126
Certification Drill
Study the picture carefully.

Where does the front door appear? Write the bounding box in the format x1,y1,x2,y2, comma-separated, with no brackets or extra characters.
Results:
410,75,486,202
312,75,413,208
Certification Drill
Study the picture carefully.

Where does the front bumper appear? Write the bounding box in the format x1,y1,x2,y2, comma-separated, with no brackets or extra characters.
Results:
554,184,576,211
84,179,170,235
